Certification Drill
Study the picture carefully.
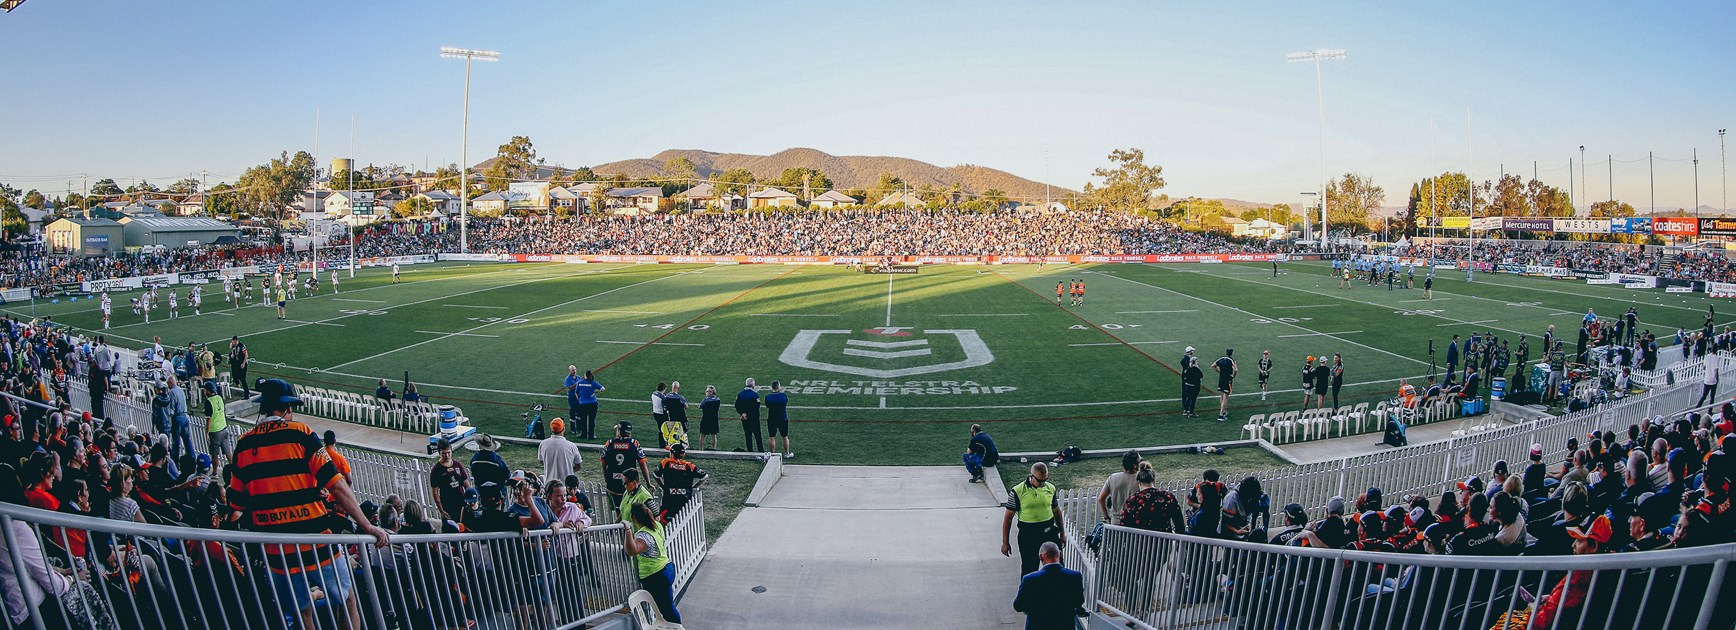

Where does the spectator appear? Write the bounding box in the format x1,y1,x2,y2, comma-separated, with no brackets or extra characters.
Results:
623,501,681,624
0,464,74,628
698,385,722,451
964,424,999,483
374,378,395,404
1530,515,1613,628
1119,462,1185,534
1011,541,1084,630
765,380,792,458
1096,450,1142,526
428,439,471,522
227,378,386,630
735,378,764,453
538,417,581,484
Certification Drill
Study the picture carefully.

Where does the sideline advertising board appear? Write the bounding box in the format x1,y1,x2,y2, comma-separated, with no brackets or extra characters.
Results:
1554,218,1611,234
1653,217,1699,236
1502,218,1554,232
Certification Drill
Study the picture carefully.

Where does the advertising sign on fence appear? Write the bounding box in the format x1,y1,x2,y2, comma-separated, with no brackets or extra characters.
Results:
1554,218,1612,233
1611,273,1659,288
1700,217,1736,237
1609,217,1653,234
1501,218,1555,232
1708,282,1736,298
1653,217,1700,236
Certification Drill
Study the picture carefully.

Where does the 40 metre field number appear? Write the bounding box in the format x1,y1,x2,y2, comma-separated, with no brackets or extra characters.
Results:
467,317,529,324
1068,323,1144,330
1250,317,1313,324
634,323,710,330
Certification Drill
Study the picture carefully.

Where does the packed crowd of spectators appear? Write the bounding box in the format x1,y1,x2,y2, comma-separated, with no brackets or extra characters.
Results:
0,242,296,290
445,210,1296,258
1396,240,1667,275
1089,409,1736,627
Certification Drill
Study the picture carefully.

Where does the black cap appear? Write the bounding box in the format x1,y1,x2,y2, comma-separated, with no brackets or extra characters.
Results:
1282,503,1308,523
251,378,302,412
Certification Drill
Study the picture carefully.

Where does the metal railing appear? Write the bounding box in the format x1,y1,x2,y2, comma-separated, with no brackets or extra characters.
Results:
0,487,708,630
1093,524,1735,630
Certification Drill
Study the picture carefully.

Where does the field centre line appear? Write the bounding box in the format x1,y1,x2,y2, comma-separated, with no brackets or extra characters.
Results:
1105,269,1432,368
324,266,708,371
583,309,665,314
885,271,895,327
1150,264,1534,338
1441,320,1498,326
201,264,634,345
594,267,798,373
991,271,1181,375
254,358,1439,413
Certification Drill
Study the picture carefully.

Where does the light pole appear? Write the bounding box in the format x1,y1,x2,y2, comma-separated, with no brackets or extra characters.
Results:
1721,129,1727,214
1578,145,1586,214
1287,48,1345,250
439,46,500,254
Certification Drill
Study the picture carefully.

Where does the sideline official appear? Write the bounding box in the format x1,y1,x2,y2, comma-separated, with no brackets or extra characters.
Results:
1002,462,1066,577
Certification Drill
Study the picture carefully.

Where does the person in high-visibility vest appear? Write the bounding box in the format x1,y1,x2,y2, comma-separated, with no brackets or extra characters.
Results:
1001,462,1066,577
202,381,231,466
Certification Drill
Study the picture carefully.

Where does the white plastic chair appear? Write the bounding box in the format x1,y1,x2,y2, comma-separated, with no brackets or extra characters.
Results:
1331,405,1352,436
627,590,686,629
1275,411,1299,443
1242,414,1265,441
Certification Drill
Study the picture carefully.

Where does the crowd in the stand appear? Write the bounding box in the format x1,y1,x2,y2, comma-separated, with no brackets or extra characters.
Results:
1060,403,1736,627
0,315,688,629
1395,239,1736,282
0,242,296,289
457,210,1290,257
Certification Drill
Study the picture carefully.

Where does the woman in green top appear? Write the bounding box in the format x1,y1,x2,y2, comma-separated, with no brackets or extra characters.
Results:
622,501,681,624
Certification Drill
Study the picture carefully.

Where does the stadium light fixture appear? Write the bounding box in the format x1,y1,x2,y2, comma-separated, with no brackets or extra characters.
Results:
439,47,500,253
1287,49,1345,249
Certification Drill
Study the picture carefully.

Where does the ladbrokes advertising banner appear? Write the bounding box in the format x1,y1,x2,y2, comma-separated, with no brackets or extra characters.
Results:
1653,217,1699,236
1700,218,1736,237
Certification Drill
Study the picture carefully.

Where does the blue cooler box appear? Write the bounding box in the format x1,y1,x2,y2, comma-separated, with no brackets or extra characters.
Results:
1490,377,1506,401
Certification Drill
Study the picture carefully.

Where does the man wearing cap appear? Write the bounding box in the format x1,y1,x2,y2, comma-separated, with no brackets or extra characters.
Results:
602,422,651,512
1619,493,1677,552
201,380,231,466
654,443,707,523
538,417,581,485
229,378,387,630
1531,515,1612,628
1180,354,1203,418
1291,496,1351,549
1300,356,1317,409
1311,355,1331,411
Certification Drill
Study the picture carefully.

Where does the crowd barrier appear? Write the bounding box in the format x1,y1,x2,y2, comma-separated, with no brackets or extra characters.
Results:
1092,524,1733,630
0,501,652,630
1061,360,1736,629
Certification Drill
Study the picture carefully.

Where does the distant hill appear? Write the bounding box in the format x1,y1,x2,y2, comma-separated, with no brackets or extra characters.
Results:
585,148,1072,201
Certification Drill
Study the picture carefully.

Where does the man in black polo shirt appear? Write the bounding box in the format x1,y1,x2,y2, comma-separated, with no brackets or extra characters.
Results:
735,378,764,453
1447,493,1502,555
1212,349,1236,422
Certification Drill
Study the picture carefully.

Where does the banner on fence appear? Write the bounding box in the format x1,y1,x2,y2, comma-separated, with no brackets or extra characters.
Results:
1501,218,1555,232
1654,217,1700,236
1610,217,1653,234
1439,216,1470,229
1612,273,1659,288
1554,218,1611,234
1709,282,1736,298
1700,217,1736,238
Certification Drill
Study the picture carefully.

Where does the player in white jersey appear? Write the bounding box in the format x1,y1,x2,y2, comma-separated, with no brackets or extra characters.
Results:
392,264,400,283
141,291,151,323
330,270,339,293
191,285,202,315
168,290,179,319
288,274,298,300
100,293,112,329
273,268,283,290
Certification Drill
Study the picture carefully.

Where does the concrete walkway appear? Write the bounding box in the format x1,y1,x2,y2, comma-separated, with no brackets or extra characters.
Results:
1275,412,1520,464
678,465,1024,629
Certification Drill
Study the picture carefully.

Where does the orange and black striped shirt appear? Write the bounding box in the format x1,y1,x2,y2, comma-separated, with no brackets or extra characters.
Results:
227,419,343,574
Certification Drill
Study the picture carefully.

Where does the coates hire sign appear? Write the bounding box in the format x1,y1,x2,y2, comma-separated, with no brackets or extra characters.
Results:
1554,218,1611,234
1700,218,1736,238
1653,217,1700,236
1609,217,1653,234
1502,218,1555,232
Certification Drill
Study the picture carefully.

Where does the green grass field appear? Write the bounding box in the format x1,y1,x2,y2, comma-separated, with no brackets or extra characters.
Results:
13,259,1722,465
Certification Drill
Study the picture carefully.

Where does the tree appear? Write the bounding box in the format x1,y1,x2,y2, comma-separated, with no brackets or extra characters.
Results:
395,196,436,219
1407,172,1474,228
1088,148,1167,213
769,167,831,198
238,150,316,220
1588,200,1636,218
124,180,160,201
1526,179,1574,218
1324,172,1383,233
430,165,462,193
715,168,756,197
21,190,46,209
327,169,379,192
88,179,124,202
166,177,201,195
663,157,699,182
980,188,1009,209
206,183,240,218
874,172,905,198
482,136,543,191
0,197,22,236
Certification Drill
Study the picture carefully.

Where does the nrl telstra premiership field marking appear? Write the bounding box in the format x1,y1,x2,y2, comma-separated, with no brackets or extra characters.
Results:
323,266,709,371
779,329,995,379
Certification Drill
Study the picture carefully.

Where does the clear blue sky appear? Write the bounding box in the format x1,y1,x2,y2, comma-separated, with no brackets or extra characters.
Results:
2,1,1731,211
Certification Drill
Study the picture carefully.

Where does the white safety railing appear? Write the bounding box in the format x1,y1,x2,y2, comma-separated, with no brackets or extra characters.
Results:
1093,525,1734,630
0,500,655,630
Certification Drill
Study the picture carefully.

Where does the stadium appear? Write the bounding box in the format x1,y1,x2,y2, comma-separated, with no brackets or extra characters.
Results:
2,3,1734,630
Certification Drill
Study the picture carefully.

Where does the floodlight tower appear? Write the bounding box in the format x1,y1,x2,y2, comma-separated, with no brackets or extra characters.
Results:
1287,48,1346,250
439,46,500,253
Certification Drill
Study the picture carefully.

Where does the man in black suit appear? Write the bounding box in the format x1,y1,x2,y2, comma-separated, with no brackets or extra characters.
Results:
1012,542,1084,630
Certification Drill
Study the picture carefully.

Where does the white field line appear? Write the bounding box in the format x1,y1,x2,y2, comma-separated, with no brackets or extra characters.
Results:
1397,298,1446,303
1165,265,1535,338
1441,319,1498,326
201,265,631,345
1437,275,1712,314
1109,270,1432,368
414,330,499,338
885,272,895,327
1278,331,1363,338
442,304,507,309
938,313,1028,317
1271,304,1335,310
596,340,705,347
333,298,387,303
750,313,838,317
1069,341,1177,347
583,309,665,314
257,359,1440,412
1116,310,1199,314
284,320,345,327
324,267,708,370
